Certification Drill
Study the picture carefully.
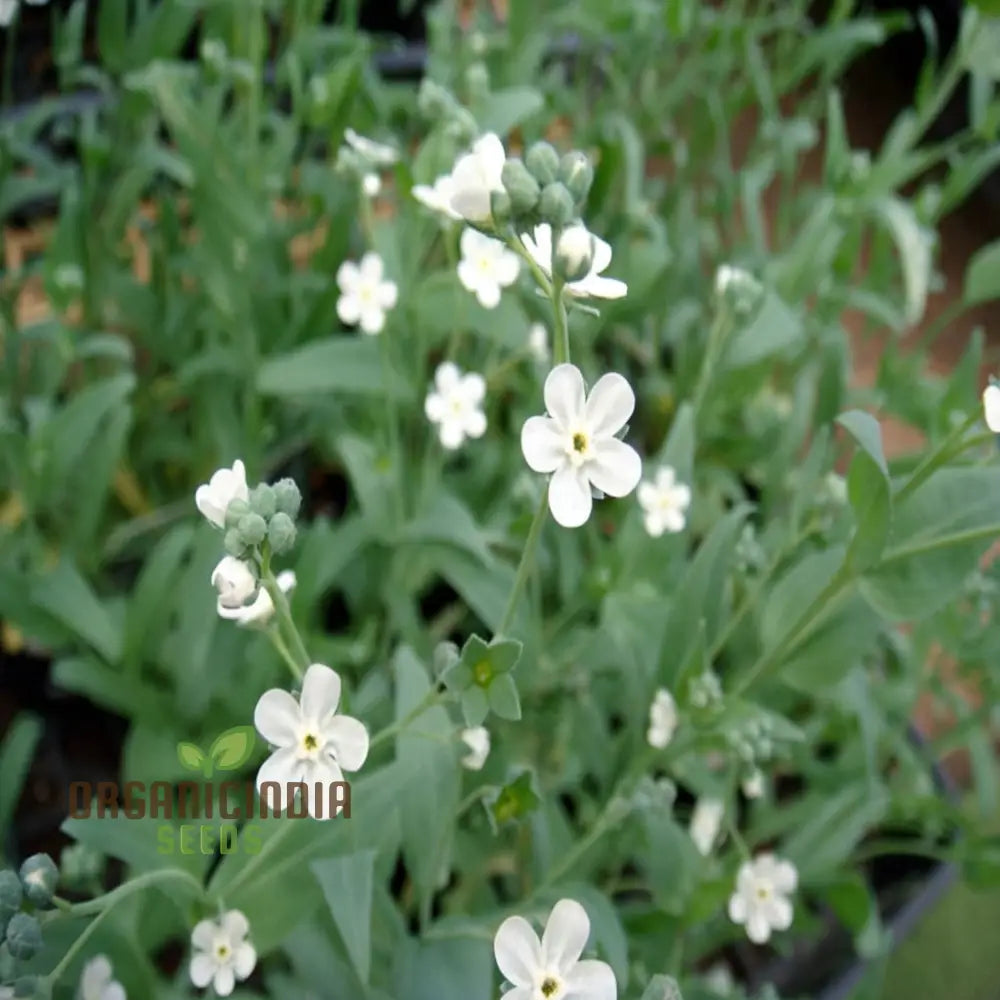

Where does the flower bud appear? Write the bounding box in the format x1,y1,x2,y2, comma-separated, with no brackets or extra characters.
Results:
6,912,42,961
212,556,258,610
501,158,541,216
273,478,302,519
433,641,460,680
525,142,560,186
19,854,57,908
554,224,595,283
224,497,251,530
0,868,23,926
417,79,452,118
237,512,267,546
268,512,297,554
249,483,276,520
223,529,246,557
59,844,104,889
464,62,490,102
559,151,594,205
489,188,512,224
538,183,575,228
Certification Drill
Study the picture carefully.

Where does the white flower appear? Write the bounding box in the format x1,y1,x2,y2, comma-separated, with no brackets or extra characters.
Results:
344,127,398,165
189,910,256,996
493,897,616,1000
336,252,398,335
715,264,763,313
0,1,16,25
983,383,1000,433
253,663,369,819
211,556,257,613
554,225,595,281
219,569,296,626
78,956,126,1000
195,460,250,528
528,323,548,362
690,797,724,856
703,962,735,996
412,174,461,221
521,363,642,528
728,854,797,944
362,172,381,198
520,224,627,300
742,769,765,800
646,688,677,749
637,466,691,537
449,132,506,223
424,362,487,450
460,726,490,770
457,228,520,309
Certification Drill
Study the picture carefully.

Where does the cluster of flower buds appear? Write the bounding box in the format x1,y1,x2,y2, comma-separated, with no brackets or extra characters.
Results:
222,477,301,559
417,79,478,145
714,264,764,318
0,853,59,991
687,668,723,710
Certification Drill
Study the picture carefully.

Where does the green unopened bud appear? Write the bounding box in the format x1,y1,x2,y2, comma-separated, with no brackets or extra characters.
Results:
19,854,57,908
465,62,489,101
59,844,104,889
538,183,575,228
273,478,302,519
237,513,267,546
224,498,251,530
525,142,560,186
249,483,276,519
559,151,594,205
554,224,595,283
490,188,512,223
417,79,453,119
447,108,479,147
6,913,42,960
223,529,245,557
501,158,541,215
0,869,23,926
268,512,297,554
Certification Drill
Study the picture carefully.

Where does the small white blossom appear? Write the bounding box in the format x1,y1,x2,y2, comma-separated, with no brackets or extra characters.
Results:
219,569,296,627
336,252,398,335
728,854,797,944
195,460,249,529
0,0,40,27
412,174,461,221
742,769,765,800
521,363,642,528
983,383,1000,433
646,688,678,749
457,228,520,309
460,726,490,770
343,127,398,165
690,797,724,856
494,898,616,1000
637,466,691,537
424,362,487,450
689,668,722,709
554,224,595,281
703,962,735,996
449,133,506,223
253,663,369,819
54,263,84,291
714,264,763,313
189,910,256,996
362,172,381,197
528,323,549,362
211,557,257,613
78,956,126,1000
520,224,627,300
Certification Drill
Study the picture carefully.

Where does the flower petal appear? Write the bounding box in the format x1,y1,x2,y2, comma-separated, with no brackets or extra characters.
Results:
82,956,112,994
253,689,300,746
773,859,798,894
587,438,641,498
337,293,362,325
103,982,127,1000
591,236,613,273
462,373,486,404
493,916,542,988
359,304,386,335
585,373,635,438
548,464,593,528
544,364,586,429
436,362,461,393
457,259,483,296
324,714,370,772
728,892,748,923
521,416,564,474
213,965,236,997
377,280,398,310
234,943,257,980
541,898,590,973
764,896,793,932
221,909,249,942
194,485,225,528
191,919,216,950
464,409,487,439
359,252,384,283
300,663,342,721
572,275,628,299
336,260,359,291
746,910,772,944
256,748,300,808
477,281,502,310
189,954,215,989
565,959,617,1000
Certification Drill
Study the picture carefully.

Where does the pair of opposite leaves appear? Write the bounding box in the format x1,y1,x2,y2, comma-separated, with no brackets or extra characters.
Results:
177,725,257,778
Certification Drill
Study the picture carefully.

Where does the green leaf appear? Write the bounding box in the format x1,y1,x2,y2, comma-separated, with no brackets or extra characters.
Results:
177,742,207,773
837,411,892,571
257,337,408,398
964,239,1000,305
873,196,933,325
641,975,682,1000
96,0,128,72
0,714,42,838
475,85,544,135
656,402,695,485
209,726,257,771
313,851,376,985
403,491,493,566
836,409,888,475
723,289,802,368
395,935,493,1000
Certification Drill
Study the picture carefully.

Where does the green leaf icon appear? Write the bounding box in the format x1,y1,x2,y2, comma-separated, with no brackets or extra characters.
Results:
177,742,207,773
210,726,257,771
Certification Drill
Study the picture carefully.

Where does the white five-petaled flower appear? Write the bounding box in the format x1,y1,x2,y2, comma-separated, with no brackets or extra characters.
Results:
521,364,642,528
449,133,506,223
336,252,398,335
528,323,549,362
520,224,627,300
690,797,724,856
493,897,616,1000
1,0,46,28
412,174,461,221
460,726,490,770
646,688,678,750
457,228,520,309
253,663,369,819
189,910,256,996
211,556,257,614
983,383,1000,433
195,460,250,528
424,362,487,450
742,769,765,800
728,853,798,944
78,955,126,1000
637,465,692,537
219,569,296,627
343,127,398,165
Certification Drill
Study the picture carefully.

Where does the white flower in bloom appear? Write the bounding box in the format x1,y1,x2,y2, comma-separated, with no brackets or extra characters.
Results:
195,460,249,529
449,133,506,223
362,172,381,197
219,569,296,627
520,224,627,300
646,688,678,749
728,854,797,944
494,898,616,1000
253,663,369,819
78,956,126,1000
460,726,490,770
983,383,1000,432
521,363,642,528
211,557,257,614
528,323,548,362
457,228,520,309
344,127,398,165
637,466,691,537
412,174,461,221
336,252,398,335
424,362,487,450
189,910,256,996
690,797,724,856
742,769,765,800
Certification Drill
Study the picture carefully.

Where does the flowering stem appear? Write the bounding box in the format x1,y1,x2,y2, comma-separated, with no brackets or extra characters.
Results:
551,279,570,366
894,409,982,507
497,491,549,638
369,687,443,750
260,555,311,673
691,308,731,418
455,785,491,819
267,625,302,680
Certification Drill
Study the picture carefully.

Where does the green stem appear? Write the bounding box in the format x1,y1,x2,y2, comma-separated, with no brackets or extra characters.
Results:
691,308,731,418
369,688,443,750
267,626,302,679
507,234,554,298
260,555,311,672
496,492,549,638
551,279,569,366
879,522,1000,565
455,785,490,819
894,409,983,507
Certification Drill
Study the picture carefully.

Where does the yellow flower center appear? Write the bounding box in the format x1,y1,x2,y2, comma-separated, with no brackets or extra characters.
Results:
540,977,561,998
473,659,492,686
572,432,588,453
